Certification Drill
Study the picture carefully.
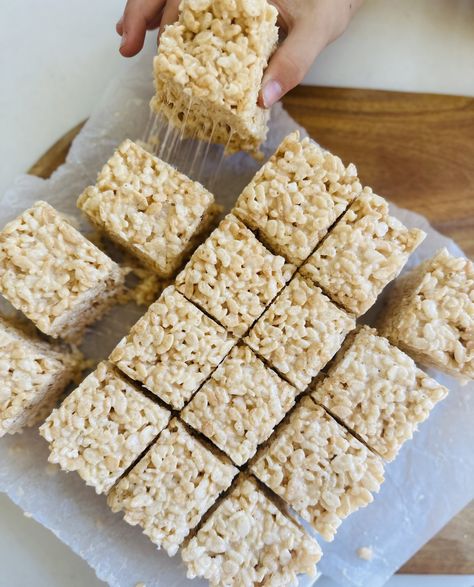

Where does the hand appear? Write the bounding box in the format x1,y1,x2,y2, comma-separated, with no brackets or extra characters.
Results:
259,0,363,107
116,0,180,57
116,0,363,107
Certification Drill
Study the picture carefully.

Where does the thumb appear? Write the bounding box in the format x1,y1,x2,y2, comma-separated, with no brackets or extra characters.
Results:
259,22,326,108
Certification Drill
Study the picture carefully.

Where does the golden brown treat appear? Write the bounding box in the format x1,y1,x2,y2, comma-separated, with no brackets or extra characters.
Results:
182,344,298,465
175,214,295,336
0,201,124,342
245,274,355,390
110,286,235,410
311,326,449,461
234,131,362,264
251,397,385,541
0,316,78,437
182,475,322,586
301,192,426,316
107,418,237,556
378,248,473,381
40,361,170,494
77,140,219,278
151,0,278,157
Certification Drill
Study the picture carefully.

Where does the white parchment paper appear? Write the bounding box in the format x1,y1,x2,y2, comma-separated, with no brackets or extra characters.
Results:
0,47,473,587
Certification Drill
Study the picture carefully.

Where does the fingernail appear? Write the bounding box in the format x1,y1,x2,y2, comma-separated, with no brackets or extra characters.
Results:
120,33,127,49
262,80,282,108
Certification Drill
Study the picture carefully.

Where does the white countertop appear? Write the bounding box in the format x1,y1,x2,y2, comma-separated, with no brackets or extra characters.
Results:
1,1,474,586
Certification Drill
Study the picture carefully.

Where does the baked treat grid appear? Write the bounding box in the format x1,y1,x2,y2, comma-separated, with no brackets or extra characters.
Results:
22,128,454,586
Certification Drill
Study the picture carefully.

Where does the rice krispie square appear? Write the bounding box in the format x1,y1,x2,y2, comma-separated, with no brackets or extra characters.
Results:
109,286,235,410
151,0,279,157
0,201,124,341
182,475,322,587
107,418,237,556
245,274,355,390
311,326,449,461
175,214,295,336
40,361,170,495
233,131,362,264
301,192,426,316
251,396,385,541
181,344,298,466
378,248,473,381
0,316,78,437
77,140,220,278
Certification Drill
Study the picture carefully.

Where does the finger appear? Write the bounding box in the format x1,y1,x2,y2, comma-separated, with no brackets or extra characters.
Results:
259,21,325,108
119,0,166,57
116,17,124,36
160,0,180,29
147,9,163,30
157,0,180,44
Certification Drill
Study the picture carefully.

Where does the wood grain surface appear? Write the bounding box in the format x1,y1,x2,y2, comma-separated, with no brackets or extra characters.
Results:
28,85,473,575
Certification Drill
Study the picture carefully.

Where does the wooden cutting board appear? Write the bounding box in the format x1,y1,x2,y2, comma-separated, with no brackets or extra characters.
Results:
29,85,474,575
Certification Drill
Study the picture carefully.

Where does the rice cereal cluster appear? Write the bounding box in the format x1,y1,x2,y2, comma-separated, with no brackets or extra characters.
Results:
0,316,78,437
78,139,219,278
234,131,363,264
182,475,322,587
40,361,170,494
0,201,123,341
7,117,457,587
251,397,385,541
379,248,473,381
152,0,279,156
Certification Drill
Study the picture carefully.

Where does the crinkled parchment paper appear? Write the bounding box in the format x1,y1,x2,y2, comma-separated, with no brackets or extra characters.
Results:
0,46,473,587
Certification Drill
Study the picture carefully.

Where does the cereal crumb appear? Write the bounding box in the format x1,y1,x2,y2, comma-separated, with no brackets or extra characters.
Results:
135,583,146,587
357,546,374,561
23,512,33,519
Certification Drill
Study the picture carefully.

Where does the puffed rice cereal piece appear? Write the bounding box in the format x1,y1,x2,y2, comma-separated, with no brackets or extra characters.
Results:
151,0,278,157
0,316,78,437
251,396,385,541
0,201,124,341
378,248,473,381
109,286,235,410
245,274,355,390
107,418,237,556
175,214,295,336
77,140,220,278
181,474,322,587
182,344,298,466
234,131,362,264
311,326,448,461
301,191,426,316
40,361,170,494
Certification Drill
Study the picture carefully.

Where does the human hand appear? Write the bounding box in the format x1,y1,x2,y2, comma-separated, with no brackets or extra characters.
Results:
259,0,363,107
116,0,363,107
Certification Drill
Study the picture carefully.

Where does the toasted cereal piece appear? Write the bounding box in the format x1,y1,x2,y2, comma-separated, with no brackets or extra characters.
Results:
234,131,362,264
378,248,473,381
107,418,237,556
0,316,78,437
251,396,384,541
40,361,170,494
301,192,426,316
77,140,220,278
151,0,278,157
245,274,355,390
175,214,295,336
182,475,322,586
311,326,448,461
182,344,298,466
109,286,235,410
0,201,124,342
